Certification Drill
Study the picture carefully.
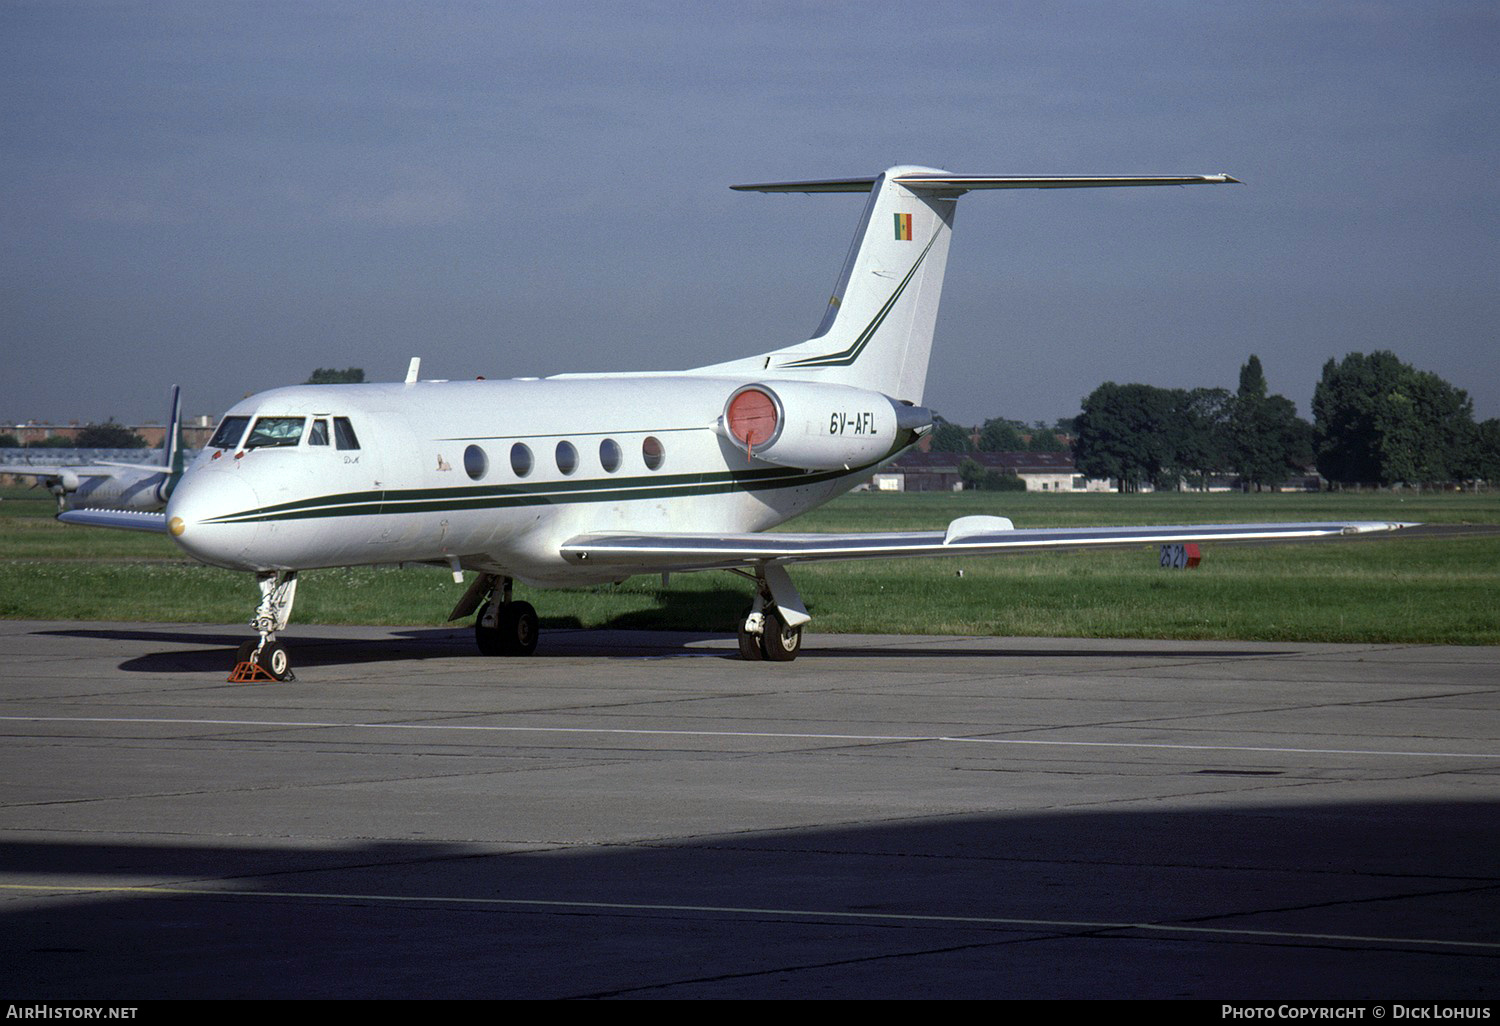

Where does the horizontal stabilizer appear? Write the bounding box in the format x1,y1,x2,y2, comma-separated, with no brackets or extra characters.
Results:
562,521,1413,572
732,172,1239,195
731,176,880,193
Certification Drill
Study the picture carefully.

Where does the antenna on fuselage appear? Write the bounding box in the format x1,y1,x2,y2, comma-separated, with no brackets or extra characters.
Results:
405,357,421,384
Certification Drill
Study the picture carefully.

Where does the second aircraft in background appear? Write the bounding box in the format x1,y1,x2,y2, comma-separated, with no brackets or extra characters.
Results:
1,386,187,513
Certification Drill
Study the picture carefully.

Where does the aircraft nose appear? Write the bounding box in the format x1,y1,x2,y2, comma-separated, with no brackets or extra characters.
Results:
165,472,263,570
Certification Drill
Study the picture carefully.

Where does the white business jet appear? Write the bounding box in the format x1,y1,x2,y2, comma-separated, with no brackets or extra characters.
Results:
2,386,187,512
61,167,1410,679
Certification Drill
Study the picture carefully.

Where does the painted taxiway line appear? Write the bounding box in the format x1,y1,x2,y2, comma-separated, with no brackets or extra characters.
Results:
2,715,1496,760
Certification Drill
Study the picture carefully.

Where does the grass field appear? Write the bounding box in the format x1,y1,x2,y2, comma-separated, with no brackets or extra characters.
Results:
2,486,1497,644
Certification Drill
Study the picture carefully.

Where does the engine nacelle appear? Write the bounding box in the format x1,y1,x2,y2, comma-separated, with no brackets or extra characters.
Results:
47,471,80,495
718,381,931,470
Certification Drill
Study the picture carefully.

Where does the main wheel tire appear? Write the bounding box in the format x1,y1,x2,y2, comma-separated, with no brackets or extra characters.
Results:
498,601,539,656
737,614,764,661
255,640,294,681
759,610,802,662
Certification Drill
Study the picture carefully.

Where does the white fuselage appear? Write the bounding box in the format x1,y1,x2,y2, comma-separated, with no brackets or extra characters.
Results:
165,376,901,586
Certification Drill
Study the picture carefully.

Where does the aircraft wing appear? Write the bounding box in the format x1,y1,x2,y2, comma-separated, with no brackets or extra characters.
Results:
0,463,118,479
561,519,1415,572
95,461,171,472
56,509,169,533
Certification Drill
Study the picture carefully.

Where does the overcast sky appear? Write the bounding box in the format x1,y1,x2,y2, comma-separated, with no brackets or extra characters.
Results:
3,1,1496,431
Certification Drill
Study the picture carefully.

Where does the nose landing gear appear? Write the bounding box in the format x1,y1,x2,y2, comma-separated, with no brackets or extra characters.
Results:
228,571,298,682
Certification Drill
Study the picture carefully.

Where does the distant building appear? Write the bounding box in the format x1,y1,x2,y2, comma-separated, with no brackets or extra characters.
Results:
875,451,1114,492
0,417,216,450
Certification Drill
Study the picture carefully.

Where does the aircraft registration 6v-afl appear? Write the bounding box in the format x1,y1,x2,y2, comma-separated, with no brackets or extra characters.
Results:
62,165,1411,680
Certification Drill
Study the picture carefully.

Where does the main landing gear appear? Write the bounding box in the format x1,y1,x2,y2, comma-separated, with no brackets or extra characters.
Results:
222,564,808,676
734,564,810,662
453,566,807,662
228,570,299,682
450,573,539,657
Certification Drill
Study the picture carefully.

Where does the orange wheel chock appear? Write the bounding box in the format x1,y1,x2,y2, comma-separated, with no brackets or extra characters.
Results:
228,660,281,683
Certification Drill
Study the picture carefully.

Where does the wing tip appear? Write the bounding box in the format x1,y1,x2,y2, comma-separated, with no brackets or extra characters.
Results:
1340,521,1420,535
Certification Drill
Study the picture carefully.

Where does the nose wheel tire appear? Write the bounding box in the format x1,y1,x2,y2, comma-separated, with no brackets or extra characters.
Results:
233,639,295,681
259,641,293,679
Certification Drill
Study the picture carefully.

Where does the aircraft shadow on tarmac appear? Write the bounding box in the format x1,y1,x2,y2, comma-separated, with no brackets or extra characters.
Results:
3,799,1495,999
36,625,1293,674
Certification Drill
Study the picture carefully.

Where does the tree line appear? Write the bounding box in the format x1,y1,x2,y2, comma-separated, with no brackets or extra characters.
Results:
1071,355,1313,492
1310,351,1493,487
937,352,1499,491
928,418,1070,455
0,421,148,449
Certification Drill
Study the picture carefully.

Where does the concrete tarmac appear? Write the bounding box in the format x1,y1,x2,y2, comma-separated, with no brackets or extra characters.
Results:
1,619,1497,1000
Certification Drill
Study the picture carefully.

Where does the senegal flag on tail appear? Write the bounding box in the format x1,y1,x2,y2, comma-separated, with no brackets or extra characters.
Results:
893,212,912,241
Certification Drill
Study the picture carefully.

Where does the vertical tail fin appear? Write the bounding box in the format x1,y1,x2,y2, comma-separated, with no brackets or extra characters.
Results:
157,385,185,504
694,166,958,404
757,168,957,404
691,167,1237,403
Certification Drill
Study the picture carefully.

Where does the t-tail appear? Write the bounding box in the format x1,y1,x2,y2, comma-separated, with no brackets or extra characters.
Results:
159,384,185,504
692,166,1238,405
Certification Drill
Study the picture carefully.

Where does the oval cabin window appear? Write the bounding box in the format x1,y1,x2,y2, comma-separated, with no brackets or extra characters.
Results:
599,438,622,473
510,443,533,478
463,444,488,481
642,435,665,471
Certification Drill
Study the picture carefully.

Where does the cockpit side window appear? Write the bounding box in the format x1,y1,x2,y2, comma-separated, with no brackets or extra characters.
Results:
308,419,330,446
333,417,361,451
208,415,251,450
245,417,305,449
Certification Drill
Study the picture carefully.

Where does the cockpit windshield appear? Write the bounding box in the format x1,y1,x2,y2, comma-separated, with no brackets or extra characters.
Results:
244,417,305,449
208,415,250,450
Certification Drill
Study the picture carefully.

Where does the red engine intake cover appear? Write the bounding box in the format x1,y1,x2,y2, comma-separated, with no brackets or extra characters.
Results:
725,387,780,455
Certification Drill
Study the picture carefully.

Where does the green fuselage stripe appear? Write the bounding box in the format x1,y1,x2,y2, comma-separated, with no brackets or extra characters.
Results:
200,459,887,526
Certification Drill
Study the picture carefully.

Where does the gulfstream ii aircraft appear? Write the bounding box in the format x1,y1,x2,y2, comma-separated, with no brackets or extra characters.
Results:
61,166,1409,679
